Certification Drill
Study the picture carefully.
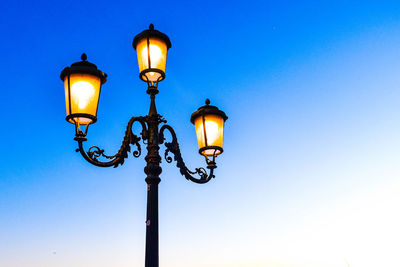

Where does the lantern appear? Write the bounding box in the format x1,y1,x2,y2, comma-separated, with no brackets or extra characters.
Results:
60,53,107,126
191,99,228,157
132,24,171,84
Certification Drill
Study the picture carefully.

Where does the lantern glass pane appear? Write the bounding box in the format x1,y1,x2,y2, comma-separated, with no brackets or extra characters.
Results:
64,73,101,124
194,114,225,156
136,37,168,82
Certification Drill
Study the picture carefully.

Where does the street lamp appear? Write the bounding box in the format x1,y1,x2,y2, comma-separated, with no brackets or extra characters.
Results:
60,24,227,267
60,53,107,127
133,23,171,85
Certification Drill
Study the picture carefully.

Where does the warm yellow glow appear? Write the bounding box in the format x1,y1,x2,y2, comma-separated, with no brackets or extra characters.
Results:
73,81,95,109
64,73,101,124
194,114,225,156
136,37,168,82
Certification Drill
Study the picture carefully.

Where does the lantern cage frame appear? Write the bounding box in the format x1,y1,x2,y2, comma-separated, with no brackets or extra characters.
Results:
60,53,107,134
190,98,228,158
132,24,172,84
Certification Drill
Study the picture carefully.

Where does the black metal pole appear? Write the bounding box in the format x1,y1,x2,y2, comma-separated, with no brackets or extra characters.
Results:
144,88,162,267
70,82,222,266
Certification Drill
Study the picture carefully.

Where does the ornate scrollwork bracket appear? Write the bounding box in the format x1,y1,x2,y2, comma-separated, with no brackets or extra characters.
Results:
159,124,216,184
75,116,148,168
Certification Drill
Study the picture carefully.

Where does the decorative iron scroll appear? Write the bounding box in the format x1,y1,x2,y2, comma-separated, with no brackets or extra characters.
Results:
76,116,147,168
159,124,216,184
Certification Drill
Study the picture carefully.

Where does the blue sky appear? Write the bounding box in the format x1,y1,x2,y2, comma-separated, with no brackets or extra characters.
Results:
1,1,400,266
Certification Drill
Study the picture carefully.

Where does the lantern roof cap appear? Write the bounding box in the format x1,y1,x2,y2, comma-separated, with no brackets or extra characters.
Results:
190,99,228,124
60,53,107,84
132,24,172,50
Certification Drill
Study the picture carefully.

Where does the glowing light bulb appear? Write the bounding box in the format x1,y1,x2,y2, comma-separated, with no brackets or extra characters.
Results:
141,44,163,67
204,120,219,145
196,120,220,146
71,81,95,110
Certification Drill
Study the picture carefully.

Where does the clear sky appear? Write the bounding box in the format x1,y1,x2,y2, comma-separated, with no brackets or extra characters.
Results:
1,0,400,266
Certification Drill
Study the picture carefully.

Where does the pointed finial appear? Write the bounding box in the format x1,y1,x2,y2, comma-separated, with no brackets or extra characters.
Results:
81,53,87,61
149,24,154,30
205,99,210,105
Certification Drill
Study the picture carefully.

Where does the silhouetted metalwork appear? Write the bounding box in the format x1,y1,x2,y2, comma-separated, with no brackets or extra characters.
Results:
62,24,227,267
73,87,220,267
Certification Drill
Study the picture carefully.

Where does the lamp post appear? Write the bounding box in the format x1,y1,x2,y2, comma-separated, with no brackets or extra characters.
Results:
60,24,228,267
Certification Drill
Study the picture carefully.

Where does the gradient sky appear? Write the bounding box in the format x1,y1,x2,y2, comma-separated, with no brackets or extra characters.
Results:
1,1,400,266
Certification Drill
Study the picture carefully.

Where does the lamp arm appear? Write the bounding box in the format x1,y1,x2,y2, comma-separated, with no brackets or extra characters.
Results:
75,116,148,168
159,124,216,184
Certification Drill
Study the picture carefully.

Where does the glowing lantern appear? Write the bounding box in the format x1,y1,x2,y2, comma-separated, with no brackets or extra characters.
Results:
60,53,107,126
191,99,228,157
132,24,171,84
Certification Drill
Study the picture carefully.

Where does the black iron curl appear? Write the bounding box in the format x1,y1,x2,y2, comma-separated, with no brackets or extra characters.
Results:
159,124,216,184
76,116,147,168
